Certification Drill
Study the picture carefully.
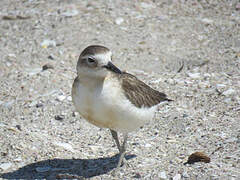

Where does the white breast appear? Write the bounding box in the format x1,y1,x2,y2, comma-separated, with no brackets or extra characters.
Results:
72,76,156,133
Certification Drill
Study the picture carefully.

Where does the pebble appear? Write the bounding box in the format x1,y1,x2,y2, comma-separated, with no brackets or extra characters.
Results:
224,98,232,103
150,79,162,84
54,142,74,152
6,62,12,67
41,39,56,48
26,68,42,76
62,9,79,17
16,125,22,131
41,89,59,97
222,88,235,96
55,115,64,121
159,171,167,179
167,79,175,85
201,18,213,25
2,100,14,108
36,103,44,108
7,53,16,58
57,95,66,101
141,2,153,9
236,3,240,10
115,17,124,25
0,162,13,171
48,55,55,60
35,166,51,173
0,122,7,127
173,173,181,180
216,84,226,88
72,111,78,117
42,63,54,71
145,143,152,148
182,171,189,178
67,96,72,101
187,72,201,79
225,137,238,143
199,82,210,88
204,73,211,77
14,157,22,162
29,101,38,107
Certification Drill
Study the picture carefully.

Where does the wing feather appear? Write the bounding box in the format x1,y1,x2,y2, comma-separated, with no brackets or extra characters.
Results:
119,72,172,108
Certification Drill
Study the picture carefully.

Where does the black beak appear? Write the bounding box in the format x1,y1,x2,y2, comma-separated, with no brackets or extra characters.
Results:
103,62,122,74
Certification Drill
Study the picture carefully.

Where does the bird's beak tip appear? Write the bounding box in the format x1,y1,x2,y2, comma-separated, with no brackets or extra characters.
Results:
103,62,122,74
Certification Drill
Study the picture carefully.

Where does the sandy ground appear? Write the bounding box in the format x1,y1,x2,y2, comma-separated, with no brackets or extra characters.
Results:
0,0,240,179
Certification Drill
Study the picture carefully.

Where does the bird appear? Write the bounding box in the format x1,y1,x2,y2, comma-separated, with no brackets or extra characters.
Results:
72,45,172,169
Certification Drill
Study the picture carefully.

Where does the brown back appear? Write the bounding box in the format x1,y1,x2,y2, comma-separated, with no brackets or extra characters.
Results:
119,72,172,108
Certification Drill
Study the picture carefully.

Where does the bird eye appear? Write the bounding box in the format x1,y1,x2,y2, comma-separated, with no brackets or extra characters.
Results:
87,57,95,63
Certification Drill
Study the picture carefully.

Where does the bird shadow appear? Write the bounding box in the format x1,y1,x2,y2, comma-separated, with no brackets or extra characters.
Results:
0,154,136,179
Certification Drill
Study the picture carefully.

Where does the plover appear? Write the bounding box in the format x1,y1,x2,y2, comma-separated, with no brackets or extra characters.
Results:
72,45,172,169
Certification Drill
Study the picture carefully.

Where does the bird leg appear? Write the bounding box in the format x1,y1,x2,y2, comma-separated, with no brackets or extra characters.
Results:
116,133,128,168
110,130,128,168
110,129,121,152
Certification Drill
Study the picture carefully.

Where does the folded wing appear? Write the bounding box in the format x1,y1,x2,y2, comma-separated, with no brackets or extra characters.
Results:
119,72,172,108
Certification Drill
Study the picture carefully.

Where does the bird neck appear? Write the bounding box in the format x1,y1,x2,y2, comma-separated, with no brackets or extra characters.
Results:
77,75,104,90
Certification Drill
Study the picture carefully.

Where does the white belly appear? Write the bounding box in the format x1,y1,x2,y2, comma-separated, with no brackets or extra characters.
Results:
72,77,156,133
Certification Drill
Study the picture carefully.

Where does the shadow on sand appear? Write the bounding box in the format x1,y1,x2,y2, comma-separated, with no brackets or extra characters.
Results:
0,154,136,179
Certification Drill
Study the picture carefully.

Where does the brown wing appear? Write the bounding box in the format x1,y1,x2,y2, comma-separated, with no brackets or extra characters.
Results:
119,72,172,108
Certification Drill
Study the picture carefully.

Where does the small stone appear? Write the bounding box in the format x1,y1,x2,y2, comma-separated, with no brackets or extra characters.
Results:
26,68,42,75
72,111,78,117
159,171,167,179
182,171,189,178
7,53,16,58
145,143,152,148
187,72,201,79
173,174,181,180
0,162,13,171
67,96,72,101
62,9,79,17
3,100,14,108
132,172,141,178
201,18,213,25
204,73,211,77
141,2,153,9
224,98,232,103
16,125,22,131
222,88,235,96
42,63,54,71
168,79,175,85
225,137,238,143
54,142,74,152
36,166,51,172
48,55,55,60
57,95,66,101
36,103,43,108
6,62,12,67
115,17,124,25
236,3,240,10
29,101,38,107
216,84,226,88
0,122,7,127
1,152,8,156
14,157,22,162
55,115,64,121
41,39,56,48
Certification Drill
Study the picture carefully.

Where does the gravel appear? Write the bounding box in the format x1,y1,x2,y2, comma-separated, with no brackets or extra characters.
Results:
0,0,240,179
